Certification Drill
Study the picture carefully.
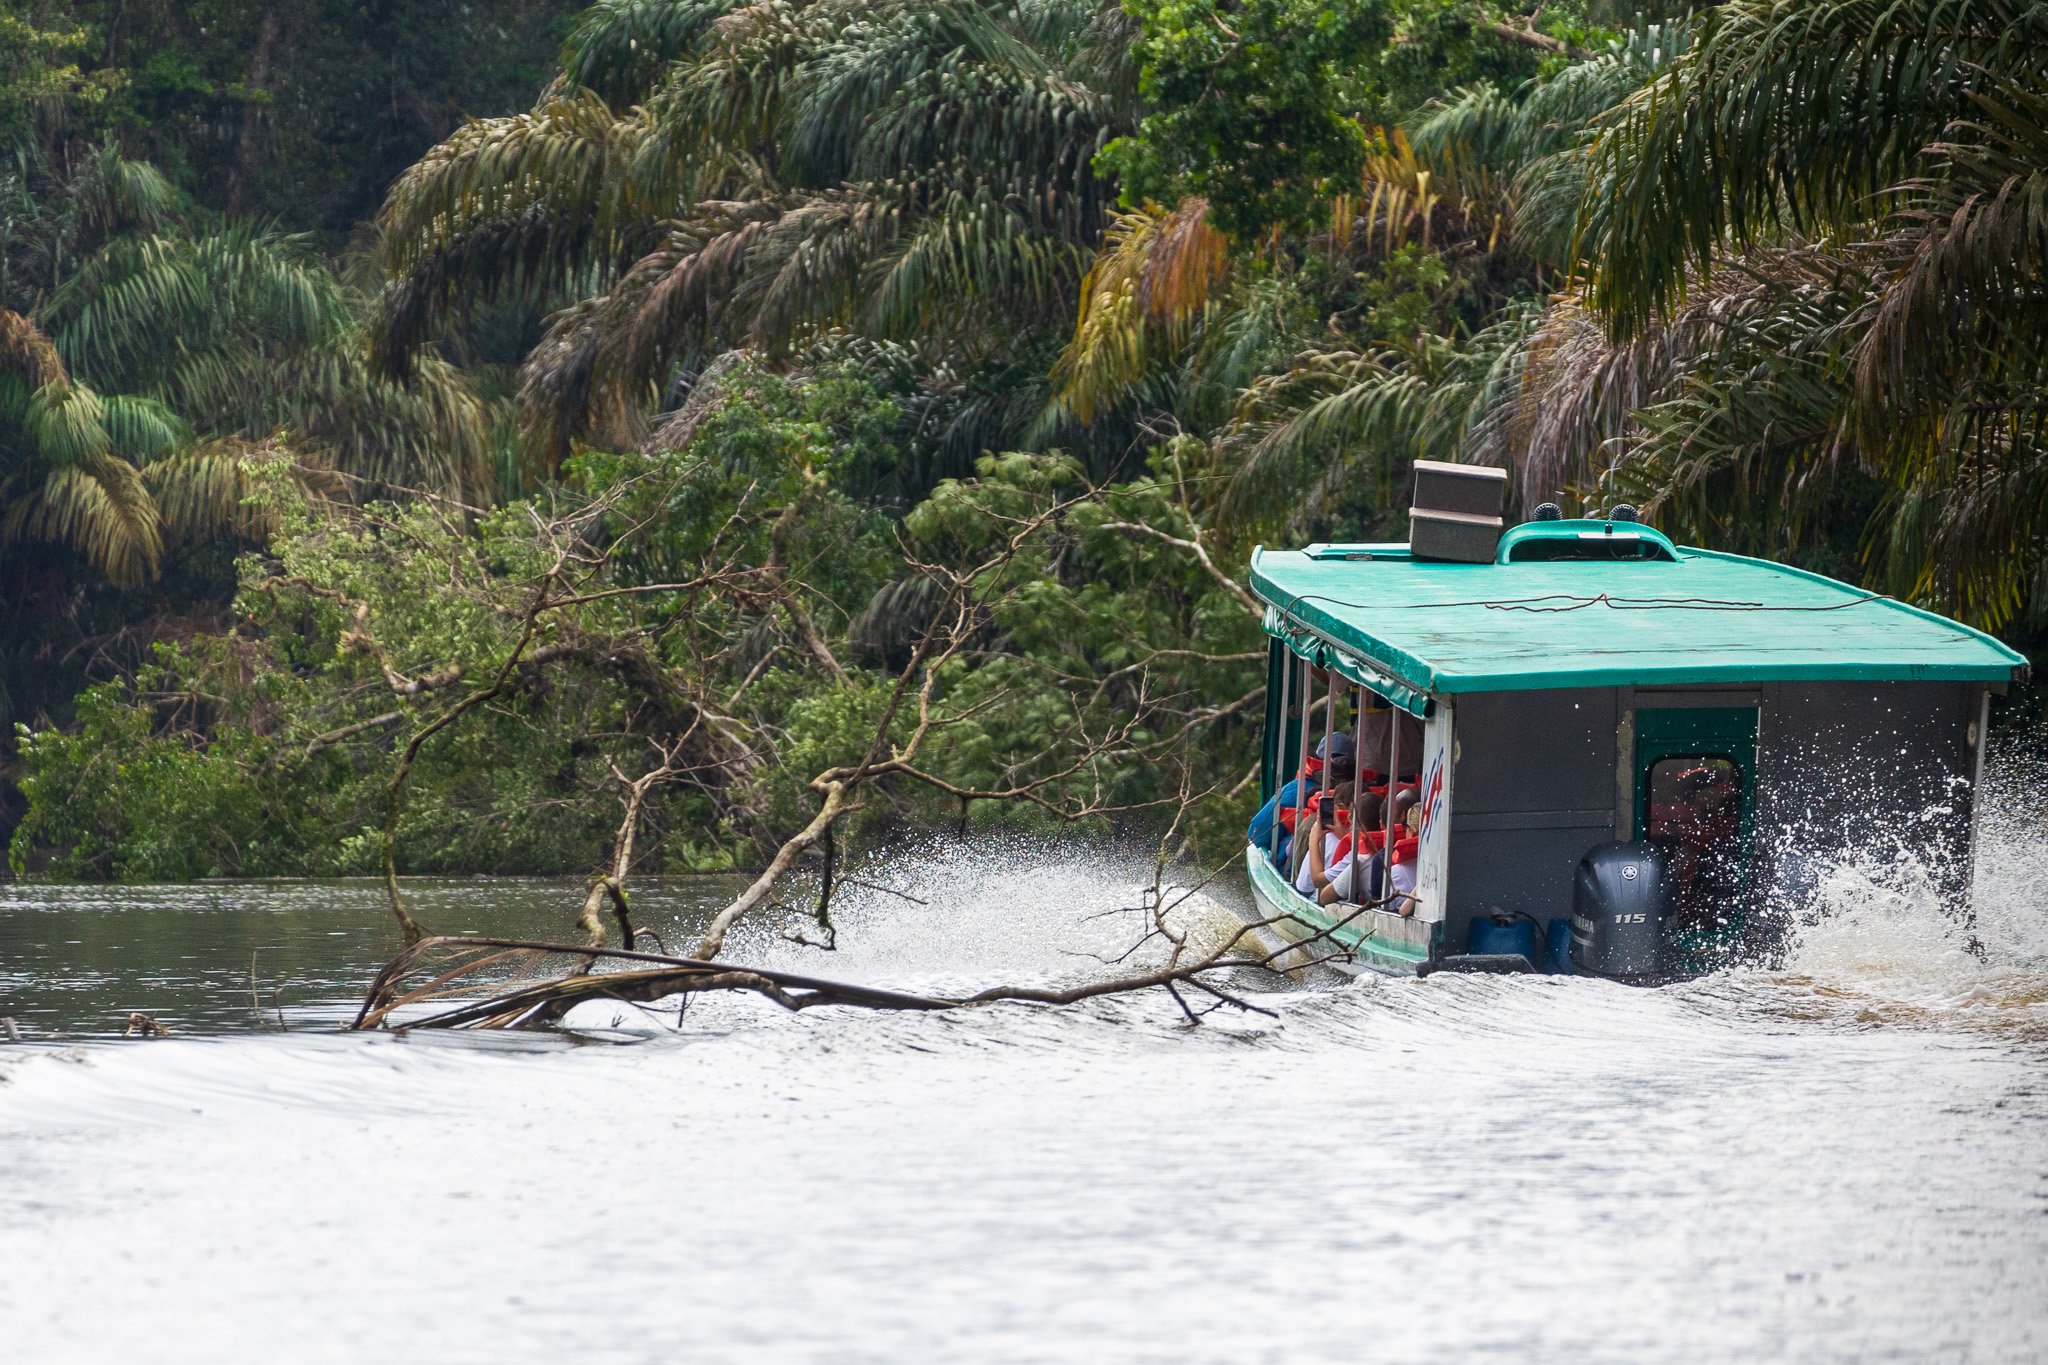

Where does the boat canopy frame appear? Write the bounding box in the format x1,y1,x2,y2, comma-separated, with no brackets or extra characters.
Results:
1263,608,1435,718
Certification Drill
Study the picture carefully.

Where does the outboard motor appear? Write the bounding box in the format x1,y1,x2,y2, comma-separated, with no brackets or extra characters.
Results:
1571,842,1671,979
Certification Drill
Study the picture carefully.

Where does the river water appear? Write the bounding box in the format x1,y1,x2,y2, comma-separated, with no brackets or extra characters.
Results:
2,794,2046,1361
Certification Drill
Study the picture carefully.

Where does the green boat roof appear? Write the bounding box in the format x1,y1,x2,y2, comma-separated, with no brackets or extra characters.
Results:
1251,521,2027,701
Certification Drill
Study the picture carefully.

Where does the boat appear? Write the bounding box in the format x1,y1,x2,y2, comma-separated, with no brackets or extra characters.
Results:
1244,462,2028,980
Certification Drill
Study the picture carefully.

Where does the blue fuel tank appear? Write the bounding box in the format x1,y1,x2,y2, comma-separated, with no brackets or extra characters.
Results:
1466,913,1539,965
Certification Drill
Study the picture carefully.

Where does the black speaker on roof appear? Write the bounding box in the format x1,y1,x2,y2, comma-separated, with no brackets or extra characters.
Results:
1409,460,1508,563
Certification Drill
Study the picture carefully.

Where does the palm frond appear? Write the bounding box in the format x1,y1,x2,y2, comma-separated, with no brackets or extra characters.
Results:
1220,308,1537,532
1050,199,1228,424
142,438,273,542
2,451,164,585
1852,77,2048,451
562,0,741,104
0,308,65,388
378,0,1127,455
1578,0,2048,337
372,89,649,371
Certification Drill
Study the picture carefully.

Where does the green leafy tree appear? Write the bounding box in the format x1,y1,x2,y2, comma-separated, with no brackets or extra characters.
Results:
1098,0,1392,239
12,409,1266,881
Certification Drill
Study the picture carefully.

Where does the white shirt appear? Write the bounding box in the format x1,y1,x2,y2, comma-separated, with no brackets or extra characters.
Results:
1324,847,1366,902
1320,847,1414,906
1294,828,1347,897
1309,833,1384,902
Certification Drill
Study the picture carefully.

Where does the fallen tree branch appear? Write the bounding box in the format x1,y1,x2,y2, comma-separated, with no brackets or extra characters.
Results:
351,935,959,1030
351,879,1335,1034
576,736,693,947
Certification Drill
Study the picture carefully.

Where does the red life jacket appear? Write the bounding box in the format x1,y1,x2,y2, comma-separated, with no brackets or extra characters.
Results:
1283,787,1354,837
1391,835,1419,867
1278,764,1327,833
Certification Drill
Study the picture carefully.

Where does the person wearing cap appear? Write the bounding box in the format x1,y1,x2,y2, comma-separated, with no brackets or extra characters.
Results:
1248,731,1356,869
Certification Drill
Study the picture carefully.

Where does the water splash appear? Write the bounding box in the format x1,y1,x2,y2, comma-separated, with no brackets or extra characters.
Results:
728,833,1257,993
1736,753,2048,1037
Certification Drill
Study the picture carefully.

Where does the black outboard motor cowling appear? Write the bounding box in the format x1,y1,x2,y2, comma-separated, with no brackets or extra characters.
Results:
1571,842,1671,979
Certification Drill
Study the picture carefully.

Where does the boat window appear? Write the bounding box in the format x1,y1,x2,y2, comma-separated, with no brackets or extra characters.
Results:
1643,756,1743,932
1505,533,1677,563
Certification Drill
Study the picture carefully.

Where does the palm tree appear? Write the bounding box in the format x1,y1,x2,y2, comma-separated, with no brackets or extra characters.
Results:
1037,21,1688,542
1505,0,2048,626
373,0,1134,471
38,216,492,500
0,306,183,584
2,142,496,589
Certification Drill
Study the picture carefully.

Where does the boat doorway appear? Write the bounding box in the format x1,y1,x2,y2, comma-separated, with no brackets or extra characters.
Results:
1634,705,1758,956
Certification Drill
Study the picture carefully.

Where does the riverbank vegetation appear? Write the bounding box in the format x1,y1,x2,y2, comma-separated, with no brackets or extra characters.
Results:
6,1,2046,913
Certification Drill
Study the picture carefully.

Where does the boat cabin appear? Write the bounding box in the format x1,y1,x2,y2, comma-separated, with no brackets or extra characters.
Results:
1246,508,2027,978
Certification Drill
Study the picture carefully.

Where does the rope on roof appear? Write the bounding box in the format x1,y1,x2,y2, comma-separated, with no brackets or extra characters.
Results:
1287,591,1892,614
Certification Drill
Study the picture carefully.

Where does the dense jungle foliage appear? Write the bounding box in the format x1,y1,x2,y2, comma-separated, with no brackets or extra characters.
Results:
5,0,2046,883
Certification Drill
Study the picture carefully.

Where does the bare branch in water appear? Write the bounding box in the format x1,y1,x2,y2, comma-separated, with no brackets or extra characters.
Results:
348,849,1334,1035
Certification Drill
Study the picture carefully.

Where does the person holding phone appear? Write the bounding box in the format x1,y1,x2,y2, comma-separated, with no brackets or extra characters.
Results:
1315,790,1384,905
1293,765,1356,898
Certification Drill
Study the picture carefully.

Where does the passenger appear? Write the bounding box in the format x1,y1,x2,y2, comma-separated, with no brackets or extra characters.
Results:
1315,791,1384,905
1358,693,1423,783
1344,788,1420,904
1293,767,1357,898
1248,732,1355,866
1386,800,1423,917
1389,787,1419,837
